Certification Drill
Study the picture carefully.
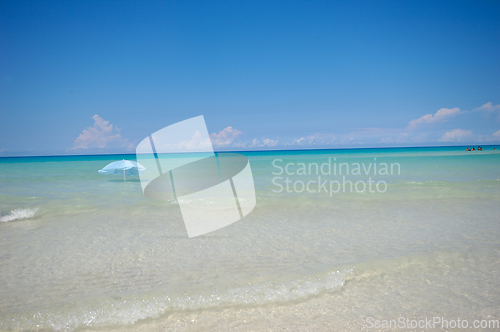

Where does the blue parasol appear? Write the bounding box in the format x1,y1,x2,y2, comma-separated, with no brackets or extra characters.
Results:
98,159,146,181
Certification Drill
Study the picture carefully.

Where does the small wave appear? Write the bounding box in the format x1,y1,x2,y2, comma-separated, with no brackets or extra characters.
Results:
0,208,39,222
0,267,353,331
174,267,353,310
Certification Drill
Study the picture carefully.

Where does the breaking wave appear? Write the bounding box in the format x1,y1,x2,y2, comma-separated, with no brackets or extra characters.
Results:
0,267,352,331
0,208,39,222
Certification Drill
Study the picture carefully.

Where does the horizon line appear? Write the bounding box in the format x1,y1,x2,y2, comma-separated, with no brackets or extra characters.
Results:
0,144,498,159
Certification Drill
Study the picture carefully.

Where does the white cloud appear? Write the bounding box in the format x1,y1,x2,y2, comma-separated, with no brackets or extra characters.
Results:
407,107,462,129
473,102,500,113
250,138,278,148
473,102,500,122
72,115,133,150
437,129,473,142
210,126,243,147
284,133,337,147
200,102,499,150
177,131,212,150
151,130,212,153
289,135,316,146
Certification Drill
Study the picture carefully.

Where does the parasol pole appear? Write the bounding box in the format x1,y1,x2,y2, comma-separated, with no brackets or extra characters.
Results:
123,169,126,181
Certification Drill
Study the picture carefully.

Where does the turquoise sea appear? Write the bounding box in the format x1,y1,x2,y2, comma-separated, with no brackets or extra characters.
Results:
0,146,499,331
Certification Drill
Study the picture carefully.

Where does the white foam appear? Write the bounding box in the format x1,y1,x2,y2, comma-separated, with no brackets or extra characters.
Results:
0,267,352,331
0,208,38,222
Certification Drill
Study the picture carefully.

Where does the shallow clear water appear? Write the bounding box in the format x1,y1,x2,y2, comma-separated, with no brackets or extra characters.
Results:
0,146,499,331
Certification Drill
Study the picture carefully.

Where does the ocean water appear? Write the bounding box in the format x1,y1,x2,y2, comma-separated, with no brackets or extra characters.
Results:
0,146,499,331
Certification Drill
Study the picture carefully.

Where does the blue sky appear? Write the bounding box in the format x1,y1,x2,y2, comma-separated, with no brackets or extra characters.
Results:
1,0,499,156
